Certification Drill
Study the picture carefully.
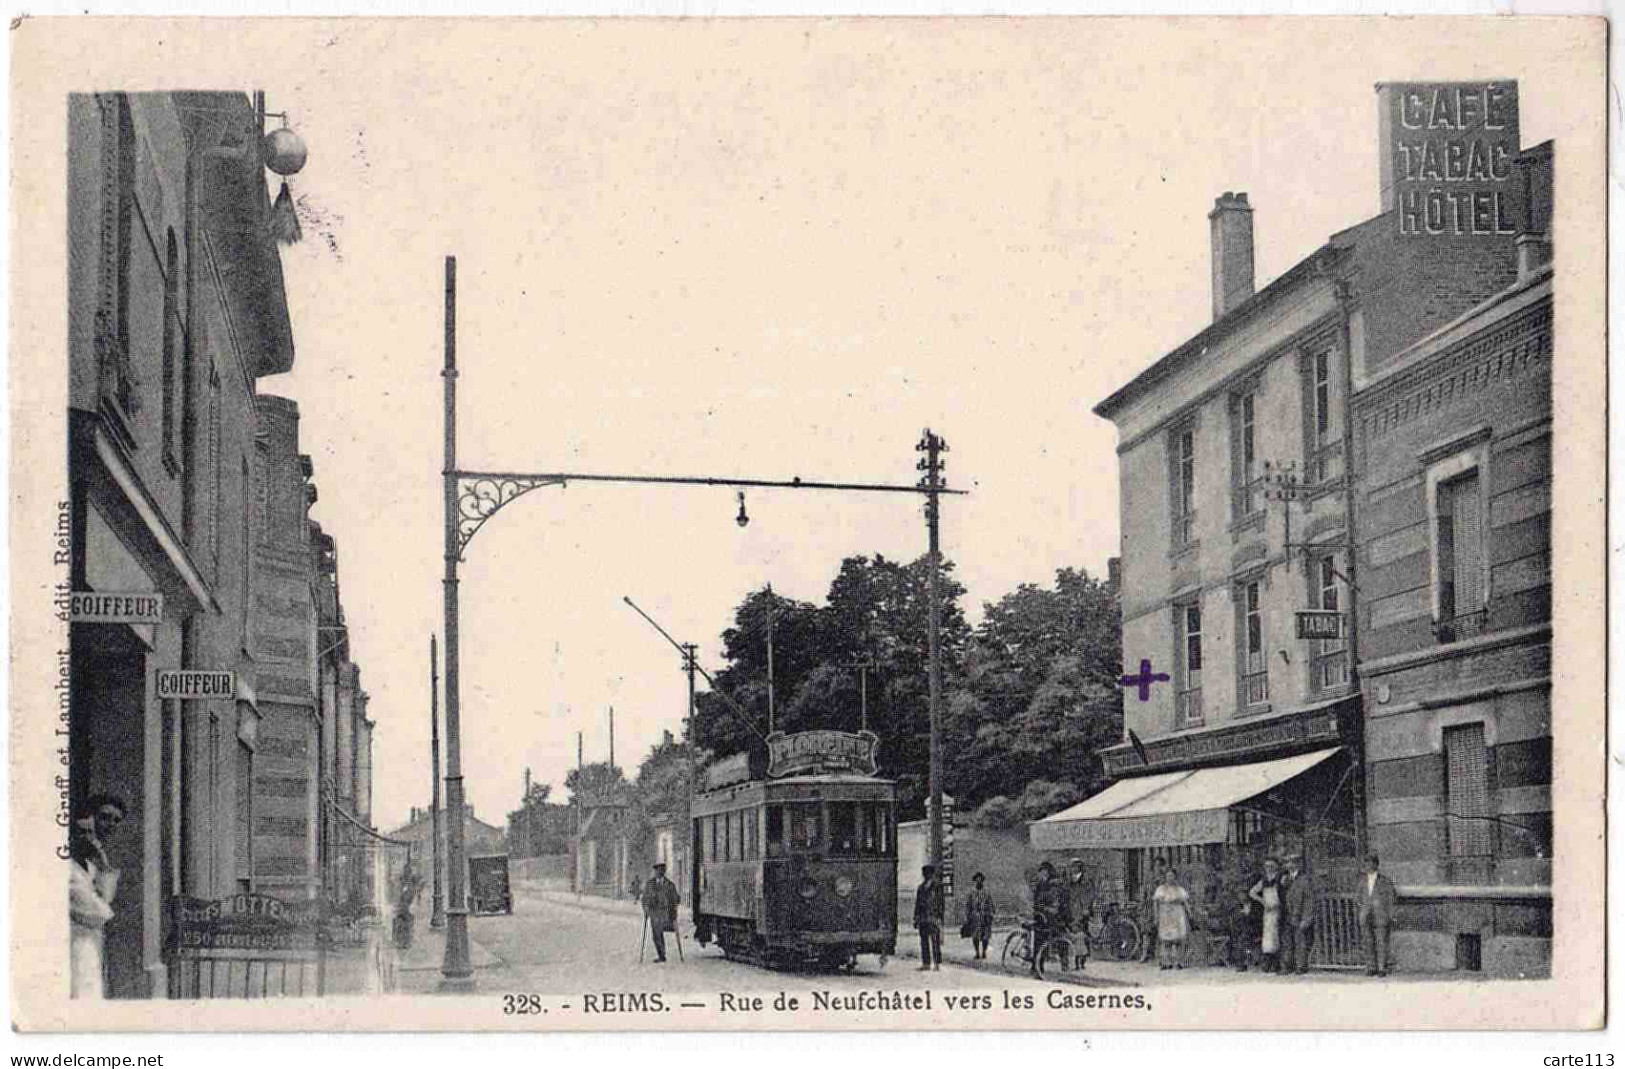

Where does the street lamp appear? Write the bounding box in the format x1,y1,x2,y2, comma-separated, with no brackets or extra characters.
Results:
436,256,965,989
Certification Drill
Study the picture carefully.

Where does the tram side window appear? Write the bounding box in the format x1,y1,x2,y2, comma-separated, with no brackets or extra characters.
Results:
709,815,719,863
766,805,785,857
746,808,759,859
828,802,859,857
867,803,893,856
724,810,734,861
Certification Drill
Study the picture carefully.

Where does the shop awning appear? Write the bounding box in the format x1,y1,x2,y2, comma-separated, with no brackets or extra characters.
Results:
1029,747,1341,851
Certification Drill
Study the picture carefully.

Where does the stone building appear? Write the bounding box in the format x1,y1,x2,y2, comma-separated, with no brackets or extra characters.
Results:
1072,83,1533,972
248,395,321,900
1352,141,1553,976
66,91,294,997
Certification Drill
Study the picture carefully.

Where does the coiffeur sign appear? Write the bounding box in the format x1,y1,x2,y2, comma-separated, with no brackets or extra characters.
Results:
1377,81,1521,237
765,730,880,778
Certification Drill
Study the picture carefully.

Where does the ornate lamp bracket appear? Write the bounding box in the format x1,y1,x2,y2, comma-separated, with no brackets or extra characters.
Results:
454,472,568,559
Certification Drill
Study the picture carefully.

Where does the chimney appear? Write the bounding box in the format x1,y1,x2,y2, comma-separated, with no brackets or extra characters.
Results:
1209,192,1255,321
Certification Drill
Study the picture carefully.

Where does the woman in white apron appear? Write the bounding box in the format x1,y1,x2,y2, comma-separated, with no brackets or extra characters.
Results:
69,826,119,999
1249,857,1285,974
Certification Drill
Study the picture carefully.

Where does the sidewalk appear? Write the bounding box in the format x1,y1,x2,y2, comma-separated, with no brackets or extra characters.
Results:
894,925,1487,986
396,911,503,973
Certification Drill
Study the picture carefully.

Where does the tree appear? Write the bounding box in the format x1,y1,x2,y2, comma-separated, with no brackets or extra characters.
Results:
947,566,1122,811
564,761,628,805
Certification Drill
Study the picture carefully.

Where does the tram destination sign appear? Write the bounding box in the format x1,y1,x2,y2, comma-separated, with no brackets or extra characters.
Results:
1295,610,1346,641
68,591,163,624
766,729,880,778
156,670,235,700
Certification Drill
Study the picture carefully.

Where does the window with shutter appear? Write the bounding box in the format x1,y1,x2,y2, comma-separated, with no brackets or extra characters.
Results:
1444,722,1494,864
1437,472,1486,642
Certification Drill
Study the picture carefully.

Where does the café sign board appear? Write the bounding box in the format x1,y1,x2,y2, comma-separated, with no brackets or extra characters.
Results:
1377,81,1521,237
766,730,880,778
1295,610,1346,641
156,669,235,700
69,591,163,625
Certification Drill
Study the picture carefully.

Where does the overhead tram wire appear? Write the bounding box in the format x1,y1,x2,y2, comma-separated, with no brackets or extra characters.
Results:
623,596,770,745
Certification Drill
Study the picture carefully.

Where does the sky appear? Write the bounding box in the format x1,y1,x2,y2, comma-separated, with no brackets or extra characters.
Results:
233,19,1573,833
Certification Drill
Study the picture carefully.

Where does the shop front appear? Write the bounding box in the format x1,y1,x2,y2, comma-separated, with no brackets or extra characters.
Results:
1031,698,1365,966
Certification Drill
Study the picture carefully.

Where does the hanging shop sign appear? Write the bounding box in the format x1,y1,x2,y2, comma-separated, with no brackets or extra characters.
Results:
1296,610,1347,641
156,669,235,700
69,591,163,625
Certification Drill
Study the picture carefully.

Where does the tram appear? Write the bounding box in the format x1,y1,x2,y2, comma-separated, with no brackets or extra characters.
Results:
690,729,898,971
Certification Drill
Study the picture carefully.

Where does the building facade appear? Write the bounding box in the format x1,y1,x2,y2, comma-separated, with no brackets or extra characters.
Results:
249,395,322,900
66,91,378,998
1352,142,1553,976
1069,82,1547,975
67,91,295,998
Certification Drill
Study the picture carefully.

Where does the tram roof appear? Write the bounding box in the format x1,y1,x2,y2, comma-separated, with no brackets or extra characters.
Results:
692,773,896,813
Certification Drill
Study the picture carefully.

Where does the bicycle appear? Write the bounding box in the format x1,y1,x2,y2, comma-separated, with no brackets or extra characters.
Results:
1084,901,1146,963
1000,918,1078,979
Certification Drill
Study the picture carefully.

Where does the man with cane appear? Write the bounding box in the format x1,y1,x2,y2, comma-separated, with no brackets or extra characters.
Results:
640,861,682,963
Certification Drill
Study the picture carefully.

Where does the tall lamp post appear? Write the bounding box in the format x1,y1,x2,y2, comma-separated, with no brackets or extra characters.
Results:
437,256,965,989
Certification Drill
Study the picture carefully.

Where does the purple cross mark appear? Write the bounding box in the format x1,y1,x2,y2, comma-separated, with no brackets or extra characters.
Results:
1118,658,1171,702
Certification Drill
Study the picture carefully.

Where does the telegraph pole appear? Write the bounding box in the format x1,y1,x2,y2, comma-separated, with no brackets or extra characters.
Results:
917,429,947,877
765,584,776,734
429,634,444,929
439,256,474,990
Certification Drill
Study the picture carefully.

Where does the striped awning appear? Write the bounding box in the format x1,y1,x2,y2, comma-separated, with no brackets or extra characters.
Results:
1029,747,1341,851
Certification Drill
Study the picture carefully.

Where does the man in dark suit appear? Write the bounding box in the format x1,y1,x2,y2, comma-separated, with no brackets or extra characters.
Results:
1282,854,1316,975
641,862,681,963
914,865,945,971
1357,853,1397,977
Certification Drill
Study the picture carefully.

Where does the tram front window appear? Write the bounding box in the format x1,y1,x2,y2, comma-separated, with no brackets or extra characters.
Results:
789,803,822,852
828,802,859,856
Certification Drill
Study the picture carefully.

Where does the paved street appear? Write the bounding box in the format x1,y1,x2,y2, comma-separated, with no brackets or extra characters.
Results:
398,883,1058,996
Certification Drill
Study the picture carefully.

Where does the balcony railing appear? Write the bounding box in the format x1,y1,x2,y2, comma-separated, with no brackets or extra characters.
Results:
1434,609,1489,645
1307,439,1345,487
1171,509,1195,550
1313,647,1350,690
1241,668,1270,707
1176,687,1204,726
1232,477,1265,522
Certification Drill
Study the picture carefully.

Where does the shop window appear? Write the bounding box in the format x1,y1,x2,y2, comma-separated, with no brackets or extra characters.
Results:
1169,422,1197,549
1444,722,1494,880
1237,579,1269,708
1436,471,1487,643
1175,601,1203,725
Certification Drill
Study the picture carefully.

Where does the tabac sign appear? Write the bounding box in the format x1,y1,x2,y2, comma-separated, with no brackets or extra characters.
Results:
1296,610,1346,641
765,730,880,778
1377,81,1521,237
